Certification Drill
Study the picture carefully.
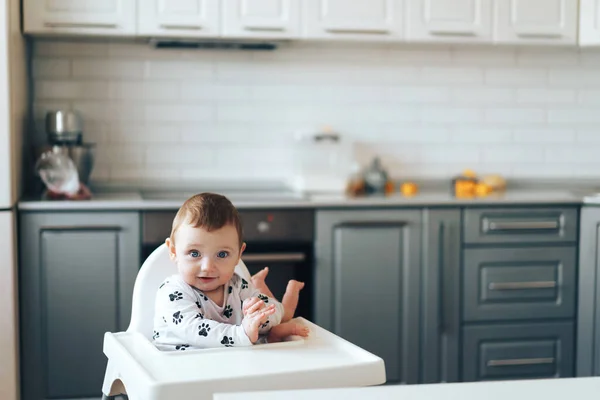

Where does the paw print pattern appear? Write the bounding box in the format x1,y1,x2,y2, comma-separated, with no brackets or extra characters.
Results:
162,316,167,323
173,311,183,325
198,323,211,337
223,305,233,318
152,330,160,340
176,344,190,351
228,286,233,294
241,279,249,290
221,336,235,347
195,301,202,309
159,280,169,289
258,294,269,303
260,320,270,329
198,293,208,301
194,312,204,319
169,291,183,301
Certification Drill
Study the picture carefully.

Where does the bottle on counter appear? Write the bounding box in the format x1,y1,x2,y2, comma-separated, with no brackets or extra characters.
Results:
363,157,388,195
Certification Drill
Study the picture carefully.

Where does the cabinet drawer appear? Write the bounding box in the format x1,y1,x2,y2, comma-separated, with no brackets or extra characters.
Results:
463,247,576,322
463,207,577,244
463,322,574,382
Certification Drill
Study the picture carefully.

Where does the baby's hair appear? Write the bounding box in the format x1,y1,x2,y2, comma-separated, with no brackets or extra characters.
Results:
170,192,243,248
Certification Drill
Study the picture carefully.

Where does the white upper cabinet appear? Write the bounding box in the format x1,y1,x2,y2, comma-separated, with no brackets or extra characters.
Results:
303,0,404,41
494,0,578,44
223,0,301,39
137,0,220,37
23,0,136,35
579,0,600,46
407,0,492,42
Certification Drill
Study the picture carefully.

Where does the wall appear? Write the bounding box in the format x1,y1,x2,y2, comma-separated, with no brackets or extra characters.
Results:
30,38,600,185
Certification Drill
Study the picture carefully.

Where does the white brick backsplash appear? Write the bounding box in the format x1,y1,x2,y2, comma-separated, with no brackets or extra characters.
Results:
30,39,600,182
516,89,576,104
485,68,547,86
109,82,179,101
32,59,70,78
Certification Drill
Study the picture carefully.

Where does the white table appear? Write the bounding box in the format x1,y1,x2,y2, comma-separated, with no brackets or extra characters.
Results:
214,376,600,400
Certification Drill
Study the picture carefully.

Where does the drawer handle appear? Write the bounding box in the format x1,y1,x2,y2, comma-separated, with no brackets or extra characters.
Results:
485,220,560,231
159,24,203,30
488,281,557,290
242,253,306,263
243,25,286,32
44,22,118,29
324,27,390,35
428,29,477,37
488,357,555,367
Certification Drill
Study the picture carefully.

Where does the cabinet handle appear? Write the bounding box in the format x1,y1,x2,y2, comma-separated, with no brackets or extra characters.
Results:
44,225,122,231
159,24,203,30
437,222,446,333
488,281,557,290
243,25,286,32
43,22,118,29
485,220,560,231
324,27,390,35
428,29,477,37
487,357,555,367
516,32,562,39
242,253,306,263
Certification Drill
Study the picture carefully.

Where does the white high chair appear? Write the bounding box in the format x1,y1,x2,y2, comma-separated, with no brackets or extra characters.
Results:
101,243,386,400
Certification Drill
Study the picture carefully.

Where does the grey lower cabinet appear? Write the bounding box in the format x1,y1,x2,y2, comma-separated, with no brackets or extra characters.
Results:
19,211,140,400
421,209,461,384
577,206,600,376
314,209,422,384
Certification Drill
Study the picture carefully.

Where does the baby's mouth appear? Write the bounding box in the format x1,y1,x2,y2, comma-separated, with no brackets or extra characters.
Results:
198,277,217,283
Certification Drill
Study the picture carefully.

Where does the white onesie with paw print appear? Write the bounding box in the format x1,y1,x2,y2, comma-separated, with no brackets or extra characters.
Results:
152,272,283,351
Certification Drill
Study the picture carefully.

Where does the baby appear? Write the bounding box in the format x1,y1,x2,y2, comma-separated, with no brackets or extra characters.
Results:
152,192,309,350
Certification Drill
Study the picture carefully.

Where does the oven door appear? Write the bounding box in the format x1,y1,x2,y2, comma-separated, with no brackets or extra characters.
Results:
242,242,313,321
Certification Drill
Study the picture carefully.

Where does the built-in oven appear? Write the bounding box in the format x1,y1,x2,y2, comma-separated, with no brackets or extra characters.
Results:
141,209,315,321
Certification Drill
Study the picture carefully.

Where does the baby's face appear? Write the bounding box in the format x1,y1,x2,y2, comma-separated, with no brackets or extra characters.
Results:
168,223,244,295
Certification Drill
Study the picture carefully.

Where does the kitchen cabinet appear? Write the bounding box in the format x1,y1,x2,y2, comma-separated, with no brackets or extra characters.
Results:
406,0,493,43
303,0,405,41
19,211,140,400
314,209,421,384
223,0,301,39
23,0,136,36
460,206,578,382
579,0,600,46
494,0,578,45
421,209,461,383
577,206,600,377
137,0,220,38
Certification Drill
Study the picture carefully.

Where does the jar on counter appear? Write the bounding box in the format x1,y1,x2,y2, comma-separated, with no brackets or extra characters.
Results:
290,126,353,193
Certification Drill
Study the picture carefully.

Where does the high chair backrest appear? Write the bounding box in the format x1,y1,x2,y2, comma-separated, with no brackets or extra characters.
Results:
127,243,253,339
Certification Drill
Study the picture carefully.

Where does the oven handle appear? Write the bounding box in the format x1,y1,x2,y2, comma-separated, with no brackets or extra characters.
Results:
242,253,306,263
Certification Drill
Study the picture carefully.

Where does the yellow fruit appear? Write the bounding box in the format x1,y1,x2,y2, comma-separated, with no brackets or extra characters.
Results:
462,169,477,178
401,182,419,196
475,183,493,197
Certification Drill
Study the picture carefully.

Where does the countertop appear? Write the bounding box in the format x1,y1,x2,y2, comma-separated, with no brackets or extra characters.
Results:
16,179,600,211
17,188,590,211
213,376,600,400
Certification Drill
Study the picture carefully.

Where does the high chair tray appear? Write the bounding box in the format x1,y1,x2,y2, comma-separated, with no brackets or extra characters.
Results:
103,318,385,400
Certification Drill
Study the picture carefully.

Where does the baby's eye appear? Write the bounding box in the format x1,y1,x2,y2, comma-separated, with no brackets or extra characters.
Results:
217,251,229,258
190,250,200,258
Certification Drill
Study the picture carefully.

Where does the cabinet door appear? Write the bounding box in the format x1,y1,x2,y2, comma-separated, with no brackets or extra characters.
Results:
138,0,220,37
421,209,461,383
315,209,421,384
407,0,492,43
579,0,600,46
494,0,578,44
23,0,136,35
577,207,600,376
19,212,140,400
463,322,574,381
303,0,404,41
223,0,301,39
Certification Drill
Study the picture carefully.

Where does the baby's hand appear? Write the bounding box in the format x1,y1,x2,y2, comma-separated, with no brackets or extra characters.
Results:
242,303,276,343
242,297,264,316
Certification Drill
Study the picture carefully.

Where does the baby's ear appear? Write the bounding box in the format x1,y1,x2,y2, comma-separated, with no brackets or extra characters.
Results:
239,242,246,256
165,237,176,261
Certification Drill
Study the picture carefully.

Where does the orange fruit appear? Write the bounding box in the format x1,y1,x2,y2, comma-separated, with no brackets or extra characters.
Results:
401,182,418,196
475,183,493,197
